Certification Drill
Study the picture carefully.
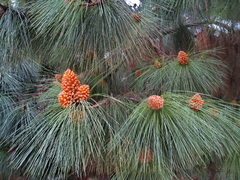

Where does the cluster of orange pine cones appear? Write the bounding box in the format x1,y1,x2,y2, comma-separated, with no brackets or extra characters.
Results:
58,69,90,108
147,93,206,111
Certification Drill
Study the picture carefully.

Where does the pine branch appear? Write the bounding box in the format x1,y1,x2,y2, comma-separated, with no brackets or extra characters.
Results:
0,3,8,17
91,99,110,108
128,97,141,103
161,19,235,35
0,4,8,11
161,21,208,35
0,3,26,19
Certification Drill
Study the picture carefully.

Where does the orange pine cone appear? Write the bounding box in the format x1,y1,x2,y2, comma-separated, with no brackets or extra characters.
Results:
148,95,164,110
178,51,189,65
61,69,81,94
189,94,204,111
135,71,142,77
58,91,72,108
139,148,153,163
74,85,90,102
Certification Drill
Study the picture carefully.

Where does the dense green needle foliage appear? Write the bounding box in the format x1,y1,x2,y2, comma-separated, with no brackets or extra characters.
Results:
0,0,239,179
110,92,240,179
29,0,160,71
133,51,227,94
219,151,240,180
8,88,114,179
0,6,31,65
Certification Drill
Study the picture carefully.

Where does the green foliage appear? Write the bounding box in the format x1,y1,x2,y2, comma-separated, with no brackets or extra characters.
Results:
133,51,227,95
0,61,41,145
0,0,239,179
219,151,240,180
29,0,160,71
0,6,31,65
110,92,240,179
8,98,113,179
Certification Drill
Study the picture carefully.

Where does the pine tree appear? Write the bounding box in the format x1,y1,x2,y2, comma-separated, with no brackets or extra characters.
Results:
0,0,239,179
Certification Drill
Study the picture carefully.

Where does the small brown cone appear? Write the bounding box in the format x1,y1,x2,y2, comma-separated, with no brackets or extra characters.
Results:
69,110,85,123
148,95,164,110
139,148,153,163
132,13,141,22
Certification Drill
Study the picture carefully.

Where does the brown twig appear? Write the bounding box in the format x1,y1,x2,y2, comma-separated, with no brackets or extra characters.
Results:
128,97,141,103
161,21,208,35
0,3,8,18
91,99,110,108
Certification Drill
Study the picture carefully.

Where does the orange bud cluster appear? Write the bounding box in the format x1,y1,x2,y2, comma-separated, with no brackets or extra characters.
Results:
139,148,153,163
155,61,162,68
132,13,141,22
189,94,204,111
148,95,164,110
135,71,142,77
58,69,90,108
178,51,189,65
